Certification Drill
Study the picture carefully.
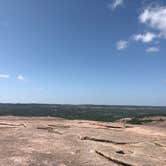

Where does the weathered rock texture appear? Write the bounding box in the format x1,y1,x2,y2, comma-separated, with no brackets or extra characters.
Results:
0,116,165,166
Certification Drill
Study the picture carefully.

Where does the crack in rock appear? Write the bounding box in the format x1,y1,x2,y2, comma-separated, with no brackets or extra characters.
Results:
0,122,26,127
95,150,134,166
80,136,135,145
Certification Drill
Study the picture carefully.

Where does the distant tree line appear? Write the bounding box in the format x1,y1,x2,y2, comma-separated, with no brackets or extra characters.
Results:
0,103,165,122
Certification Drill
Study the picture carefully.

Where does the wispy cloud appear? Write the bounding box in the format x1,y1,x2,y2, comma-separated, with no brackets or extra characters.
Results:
116,40,128,50
133,32,157,43
109,0,124,10
17,75,25,81
115,4,166,52
146,47,159,53
139,5,166,38
0,74,10,79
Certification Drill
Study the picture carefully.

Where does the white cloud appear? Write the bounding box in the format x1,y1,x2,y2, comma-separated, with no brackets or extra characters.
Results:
116,40,128,50
114,4,166,51
17,75,24,81
139,5,166,37
133,32,157,43
146,47,159,53
0,74,10,79
109,0,124,10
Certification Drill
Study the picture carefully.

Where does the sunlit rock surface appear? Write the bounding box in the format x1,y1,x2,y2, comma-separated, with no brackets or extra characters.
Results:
0,116,165,166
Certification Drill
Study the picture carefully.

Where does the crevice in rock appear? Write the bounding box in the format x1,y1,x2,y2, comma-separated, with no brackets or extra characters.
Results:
81,136,130,145
0,122,26,127
154,142,166,148
95,150,134,166
92,124,123,129
48,124,70,129
116,150,125,154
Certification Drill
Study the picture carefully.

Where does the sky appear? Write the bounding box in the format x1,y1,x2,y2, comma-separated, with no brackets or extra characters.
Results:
0,0,166,105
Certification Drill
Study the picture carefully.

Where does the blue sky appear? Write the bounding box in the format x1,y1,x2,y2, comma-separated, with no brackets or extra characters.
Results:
0,0,166,105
